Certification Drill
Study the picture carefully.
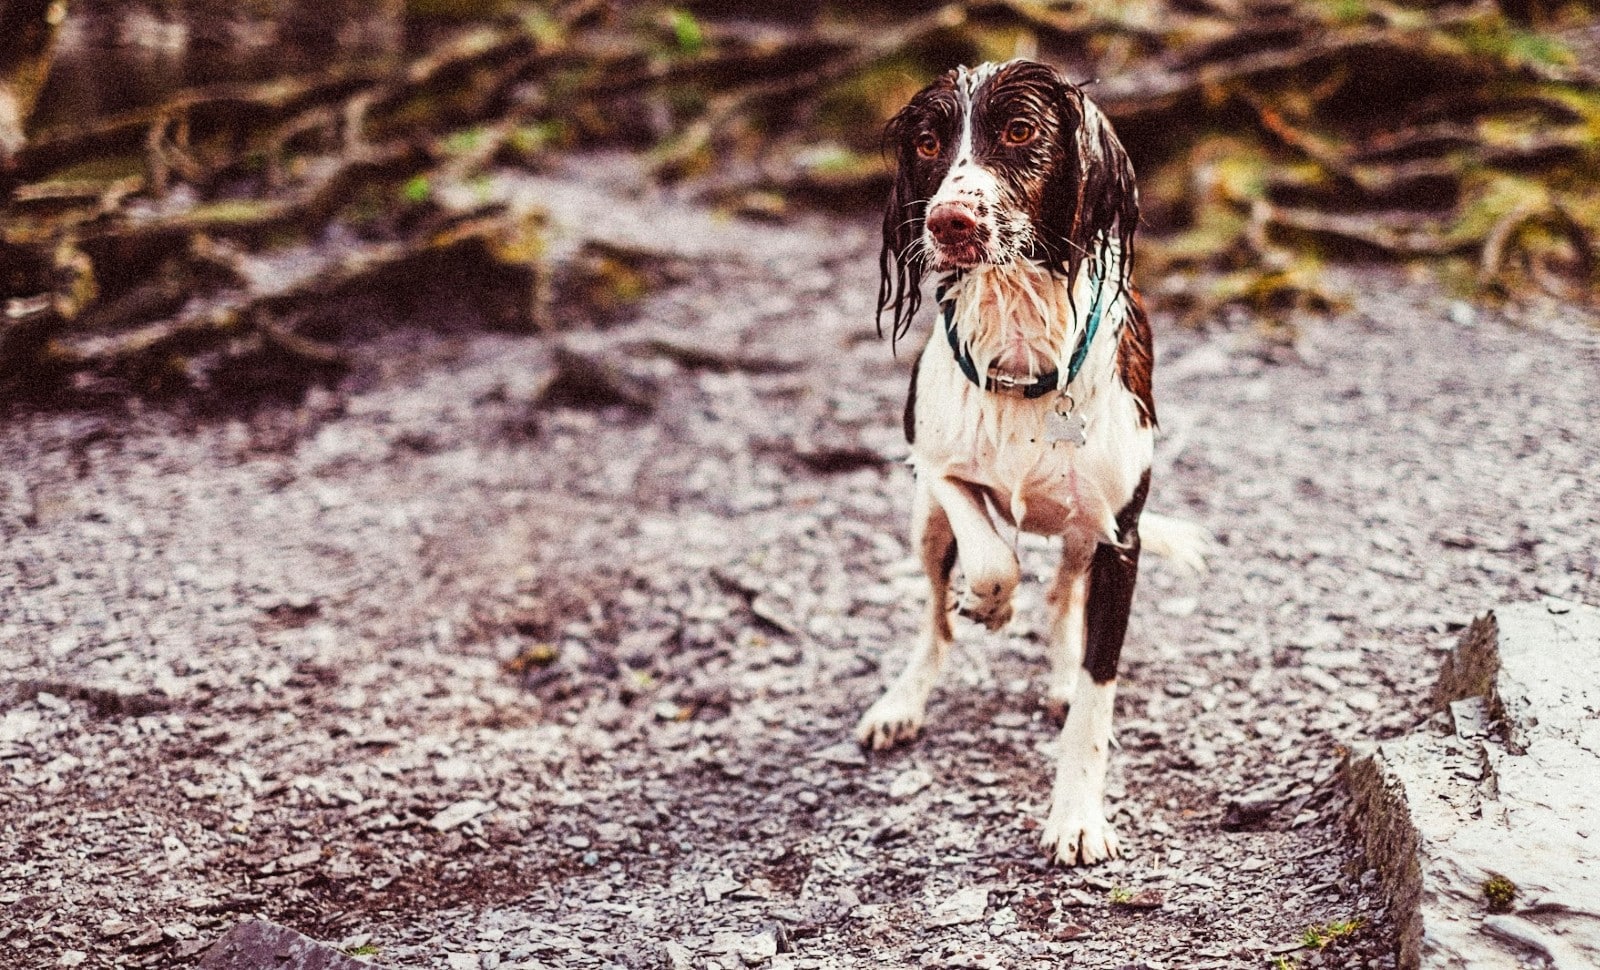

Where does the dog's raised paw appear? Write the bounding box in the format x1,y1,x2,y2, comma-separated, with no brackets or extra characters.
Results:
1039,811,1121,867
855,694,926,750
953,578,1016,631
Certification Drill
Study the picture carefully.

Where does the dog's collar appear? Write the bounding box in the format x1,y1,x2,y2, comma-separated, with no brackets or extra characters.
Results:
938,267,1108,400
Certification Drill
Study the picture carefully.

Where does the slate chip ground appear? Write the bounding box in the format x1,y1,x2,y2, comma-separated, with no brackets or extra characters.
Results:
2,155,1597,969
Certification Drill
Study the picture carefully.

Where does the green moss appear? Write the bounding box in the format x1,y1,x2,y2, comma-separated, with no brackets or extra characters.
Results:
1301,917,1364,950
968,25,1038,65
520,7,565,46
443,127,486,156
47,155,146,183
582,256,649,307
188,200,278,224
794,143,876,177
1452,20,1576,70
507,120,568,158
1316,0,1375,26
401,175,433,205
1448,173,1548,244
1483,874,1517,912
664,9,705,56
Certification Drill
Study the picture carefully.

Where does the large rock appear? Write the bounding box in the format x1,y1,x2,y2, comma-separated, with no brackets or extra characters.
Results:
199,920,386,970
1345,600,1600,969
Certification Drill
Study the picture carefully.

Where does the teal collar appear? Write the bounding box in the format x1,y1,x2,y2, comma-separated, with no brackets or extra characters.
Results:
939,266,1108,399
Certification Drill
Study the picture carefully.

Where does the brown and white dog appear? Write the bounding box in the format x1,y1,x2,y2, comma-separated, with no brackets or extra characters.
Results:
857,60,1206,866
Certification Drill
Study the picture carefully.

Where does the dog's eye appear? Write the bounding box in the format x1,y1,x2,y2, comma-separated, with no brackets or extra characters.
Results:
1002,119,1037,146
914,133,941,158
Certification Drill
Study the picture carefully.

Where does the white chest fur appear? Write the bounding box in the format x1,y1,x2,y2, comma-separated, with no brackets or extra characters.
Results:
907,260,1154,543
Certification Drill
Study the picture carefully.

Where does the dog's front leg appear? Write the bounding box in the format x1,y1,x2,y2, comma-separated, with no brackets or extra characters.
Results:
1041,477,1147,866
926,476,1019,631
857,477,956,750
1042,531,1095,717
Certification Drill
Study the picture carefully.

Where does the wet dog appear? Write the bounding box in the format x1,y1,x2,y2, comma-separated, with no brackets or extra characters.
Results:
857,60,1206,866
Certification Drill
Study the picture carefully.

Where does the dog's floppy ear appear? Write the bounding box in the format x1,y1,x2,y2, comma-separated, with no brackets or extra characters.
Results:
1041,74,1140,287
877,102,925,347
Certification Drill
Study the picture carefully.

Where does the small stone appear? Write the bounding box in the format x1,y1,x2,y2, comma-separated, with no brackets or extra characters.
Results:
59,952,87,967
1112,889,1165,910
433,758,477,782
737,929,779,966
1158,596,1198,617
704,874,743,902
197,920,379,969
888,768,932,799
929,887,988,927
811,742,866,767
1223,792,1282,832
663,942,693,970
1345,690,1380,712
273,846,322,873
429,799,494,832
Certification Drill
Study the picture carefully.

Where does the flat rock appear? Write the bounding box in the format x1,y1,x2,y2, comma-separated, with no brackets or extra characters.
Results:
1345,601,1600,969
928,887,989,927
199,919,386,969
429,798,494,832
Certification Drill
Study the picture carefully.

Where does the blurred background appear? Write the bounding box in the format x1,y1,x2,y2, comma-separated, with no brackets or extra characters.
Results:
1,0,1596,402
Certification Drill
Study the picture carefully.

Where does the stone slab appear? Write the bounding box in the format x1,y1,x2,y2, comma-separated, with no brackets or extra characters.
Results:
1346,599,1600,970
198,919,386,970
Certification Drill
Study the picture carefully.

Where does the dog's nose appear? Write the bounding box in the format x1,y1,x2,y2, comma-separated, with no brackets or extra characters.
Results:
927,204,977,246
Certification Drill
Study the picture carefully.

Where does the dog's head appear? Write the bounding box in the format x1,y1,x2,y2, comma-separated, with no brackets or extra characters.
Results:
878,60,1139,341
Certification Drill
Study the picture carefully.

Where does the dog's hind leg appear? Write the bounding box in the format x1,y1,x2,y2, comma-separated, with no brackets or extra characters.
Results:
1042,529,1095,718
1040,472,1148,866
856,477,957,750
927,476,1019,631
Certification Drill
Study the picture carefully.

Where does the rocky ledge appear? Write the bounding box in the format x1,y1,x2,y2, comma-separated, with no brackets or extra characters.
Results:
1345,599,1600,969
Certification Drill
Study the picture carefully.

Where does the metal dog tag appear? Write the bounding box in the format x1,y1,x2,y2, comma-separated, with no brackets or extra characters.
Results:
1046,394,1087,447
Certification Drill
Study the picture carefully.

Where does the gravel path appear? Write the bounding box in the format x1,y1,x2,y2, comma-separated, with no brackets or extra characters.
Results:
2,157,1597,970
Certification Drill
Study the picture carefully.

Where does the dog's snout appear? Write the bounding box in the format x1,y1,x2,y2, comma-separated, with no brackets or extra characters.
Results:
927,205,978,246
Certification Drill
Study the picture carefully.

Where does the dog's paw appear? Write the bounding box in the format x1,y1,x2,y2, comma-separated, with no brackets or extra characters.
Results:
953,568,1018,631
1039,807,1121,867
855,693,926,750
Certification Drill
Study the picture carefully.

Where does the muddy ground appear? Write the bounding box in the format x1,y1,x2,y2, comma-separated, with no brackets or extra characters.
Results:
2,155,1597,970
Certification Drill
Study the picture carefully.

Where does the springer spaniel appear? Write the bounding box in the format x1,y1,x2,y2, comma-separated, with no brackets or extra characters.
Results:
856,60,1206,866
